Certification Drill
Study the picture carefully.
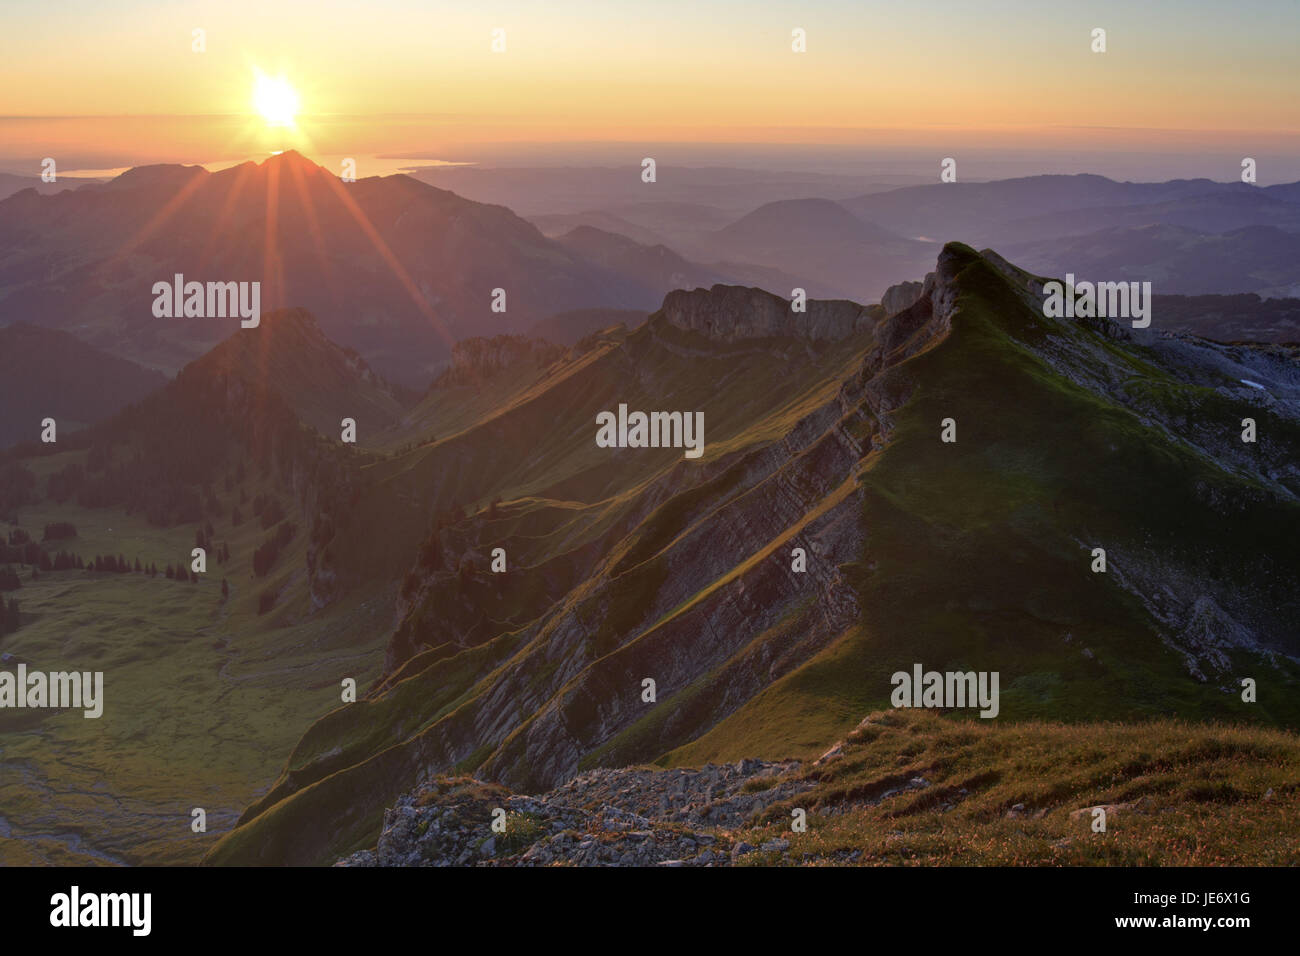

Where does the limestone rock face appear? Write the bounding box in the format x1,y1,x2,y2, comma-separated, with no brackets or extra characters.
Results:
659,284,872,343
880,278,927,316
436,334,566,386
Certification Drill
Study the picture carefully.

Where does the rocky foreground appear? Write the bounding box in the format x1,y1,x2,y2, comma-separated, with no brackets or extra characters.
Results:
335,714,955,867
337,757,825,867
331,708,1300,867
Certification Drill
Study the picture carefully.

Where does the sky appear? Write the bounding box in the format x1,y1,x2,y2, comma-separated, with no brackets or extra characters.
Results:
1,0,1298,179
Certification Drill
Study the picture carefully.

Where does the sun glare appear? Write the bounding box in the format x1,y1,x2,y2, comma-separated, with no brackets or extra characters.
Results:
253,73,300,127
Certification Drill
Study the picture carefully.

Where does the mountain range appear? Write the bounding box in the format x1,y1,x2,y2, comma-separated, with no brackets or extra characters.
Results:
531,172,1300,302
6,160,1300,399
0,152,668,385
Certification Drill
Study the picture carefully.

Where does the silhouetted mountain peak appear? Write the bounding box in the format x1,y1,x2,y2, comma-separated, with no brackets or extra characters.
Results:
258,149,330,177
176,307,405,437
720,197,900,244
190,308,338,374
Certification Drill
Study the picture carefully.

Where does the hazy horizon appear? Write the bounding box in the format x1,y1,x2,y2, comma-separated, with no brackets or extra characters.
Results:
4,0,1300,182
7,136,1300,187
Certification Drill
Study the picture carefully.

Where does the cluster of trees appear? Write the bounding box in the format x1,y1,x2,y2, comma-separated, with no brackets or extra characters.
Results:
252,521,296,577
399,501,478,599
0,463,37,522
0,543,212,580
42,521,77,541
68,384,233,526
1,519,239,590
45,463,83,504
0,596,21,638
37,550,83,572
164,563,198,583
195,523,231,564
252,494,286,530
79,466,206,527
89,554,148,574
1,529,41,565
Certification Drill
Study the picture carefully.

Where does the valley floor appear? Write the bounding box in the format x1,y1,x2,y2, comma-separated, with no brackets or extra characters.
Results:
0,503,392,865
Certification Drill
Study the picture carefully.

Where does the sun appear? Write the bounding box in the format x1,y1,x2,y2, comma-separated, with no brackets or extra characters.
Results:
253,73,300,127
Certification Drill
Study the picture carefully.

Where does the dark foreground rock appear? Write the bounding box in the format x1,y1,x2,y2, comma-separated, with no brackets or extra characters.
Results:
336,758,810,867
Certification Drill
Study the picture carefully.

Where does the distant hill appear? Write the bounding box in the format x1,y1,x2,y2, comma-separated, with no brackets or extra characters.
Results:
1147,292,1300,343
709,197,936,301
408,164,909,218
1003,190,1300,243
0,172,103,201
552,224,807,305
1,307,377,610
840,174,1264,242
186,307,410,440
836,174,1300,299
0,322,167,449
553,225,727,296
719,197,901,247
529,210,674,247
1004,223,1300,299
531,201,747,262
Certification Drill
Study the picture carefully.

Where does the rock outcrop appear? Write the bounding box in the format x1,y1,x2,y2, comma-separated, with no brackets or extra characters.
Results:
337,759,810,867
659,284,872,342
433,334,567,387
879,277,927,316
